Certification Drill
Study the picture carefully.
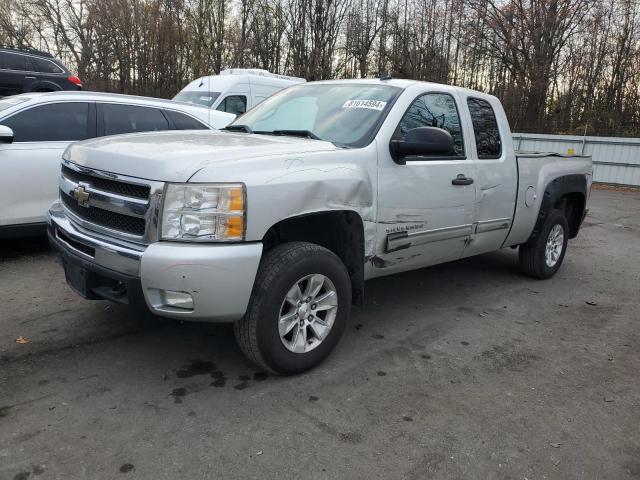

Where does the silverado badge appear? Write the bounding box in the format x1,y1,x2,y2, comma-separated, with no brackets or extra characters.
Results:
73,185,90,207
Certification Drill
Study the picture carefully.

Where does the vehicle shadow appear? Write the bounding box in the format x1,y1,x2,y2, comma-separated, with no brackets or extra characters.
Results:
96,248,524,384
2,248,527,402
0,235,51,262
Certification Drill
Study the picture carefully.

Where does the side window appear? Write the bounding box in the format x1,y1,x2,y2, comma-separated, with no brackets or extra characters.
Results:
0,102,89,142
216,95,247,115
102,104,169,136
0,52,27,71
164,110,209,130
30,57,63,74
467,98,502,159
397,93,464,157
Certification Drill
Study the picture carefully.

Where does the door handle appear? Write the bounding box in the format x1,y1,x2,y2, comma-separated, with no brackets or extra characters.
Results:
452,174,474,186
25,76,36,80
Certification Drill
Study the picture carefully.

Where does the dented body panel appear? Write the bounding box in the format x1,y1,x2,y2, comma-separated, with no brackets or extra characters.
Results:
188,141,378,247
48,79,592,321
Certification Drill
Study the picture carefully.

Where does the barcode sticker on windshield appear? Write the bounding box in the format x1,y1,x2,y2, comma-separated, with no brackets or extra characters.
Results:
342,99,387,111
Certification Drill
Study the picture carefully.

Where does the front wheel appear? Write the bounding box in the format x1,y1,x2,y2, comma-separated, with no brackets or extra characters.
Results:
519,209,569,279
234,242,351,375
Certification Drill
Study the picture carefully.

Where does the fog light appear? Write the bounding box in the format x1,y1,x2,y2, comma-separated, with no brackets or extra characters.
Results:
159,290,193,310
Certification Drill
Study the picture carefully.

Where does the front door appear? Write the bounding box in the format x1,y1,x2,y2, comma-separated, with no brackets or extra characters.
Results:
373,92,477,276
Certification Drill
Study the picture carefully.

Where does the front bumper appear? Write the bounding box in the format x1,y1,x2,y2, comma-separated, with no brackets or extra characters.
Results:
47,201,263,322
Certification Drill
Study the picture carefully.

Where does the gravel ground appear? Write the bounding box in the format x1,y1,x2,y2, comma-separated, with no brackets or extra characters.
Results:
0,188,639,480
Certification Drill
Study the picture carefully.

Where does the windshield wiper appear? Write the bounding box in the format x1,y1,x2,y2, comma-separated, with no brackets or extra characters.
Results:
222,124,253,133
255,129,320,140
273,129,321,140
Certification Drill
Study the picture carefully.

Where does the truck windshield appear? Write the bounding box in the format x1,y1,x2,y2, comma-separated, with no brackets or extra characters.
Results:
173,91,221,108
230,83,402,147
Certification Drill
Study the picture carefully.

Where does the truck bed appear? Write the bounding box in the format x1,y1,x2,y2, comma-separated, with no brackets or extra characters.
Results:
504,152,593,247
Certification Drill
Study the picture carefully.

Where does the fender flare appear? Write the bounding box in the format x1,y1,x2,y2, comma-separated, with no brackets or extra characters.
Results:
527,174,588,243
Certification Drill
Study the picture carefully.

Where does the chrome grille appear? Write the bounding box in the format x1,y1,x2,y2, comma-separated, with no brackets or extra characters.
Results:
61,165,150,199
59,160,164,244
61,193,146,236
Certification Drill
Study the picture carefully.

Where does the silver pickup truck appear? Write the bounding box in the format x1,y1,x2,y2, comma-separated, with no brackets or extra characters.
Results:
48,79,592,374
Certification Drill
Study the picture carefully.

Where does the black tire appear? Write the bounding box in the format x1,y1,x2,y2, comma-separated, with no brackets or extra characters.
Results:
234,242,351,375
519,209,569,279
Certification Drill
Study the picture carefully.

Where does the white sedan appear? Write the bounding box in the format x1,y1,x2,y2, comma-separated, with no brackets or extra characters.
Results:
0,91,234,237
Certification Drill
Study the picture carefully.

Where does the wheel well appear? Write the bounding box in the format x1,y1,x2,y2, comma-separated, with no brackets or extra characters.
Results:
554,192,585,238
526,175,588,244
262,211,365,306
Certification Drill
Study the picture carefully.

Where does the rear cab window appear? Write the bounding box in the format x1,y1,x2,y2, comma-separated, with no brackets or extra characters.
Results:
467,97,502,159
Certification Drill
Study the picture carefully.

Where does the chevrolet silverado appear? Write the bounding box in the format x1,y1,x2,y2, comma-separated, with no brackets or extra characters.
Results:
47,79,593,374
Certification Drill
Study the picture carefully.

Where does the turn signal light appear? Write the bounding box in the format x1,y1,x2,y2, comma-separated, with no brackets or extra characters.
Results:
229,187,244,211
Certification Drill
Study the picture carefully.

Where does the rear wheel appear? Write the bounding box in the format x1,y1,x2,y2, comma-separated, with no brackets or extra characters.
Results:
519,209,569,279
234,242,351,375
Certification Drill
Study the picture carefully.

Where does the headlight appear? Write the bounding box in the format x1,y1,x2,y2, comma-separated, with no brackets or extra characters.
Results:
161,183,245,241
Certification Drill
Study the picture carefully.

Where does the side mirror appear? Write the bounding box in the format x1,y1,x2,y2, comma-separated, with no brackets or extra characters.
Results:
390,126,454,164
0,125,14,144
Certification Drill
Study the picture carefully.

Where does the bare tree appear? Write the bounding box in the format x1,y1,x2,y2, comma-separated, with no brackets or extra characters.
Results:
345,0,388,77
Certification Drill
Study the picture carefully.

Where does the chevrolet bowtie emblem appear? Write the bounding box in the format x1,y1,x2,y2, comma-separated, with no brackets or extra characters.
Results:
73,185,90,207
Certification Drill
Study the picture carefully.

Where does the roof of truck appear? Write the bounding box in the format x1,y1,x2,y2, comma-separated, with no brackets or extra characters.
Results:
311,78,499,101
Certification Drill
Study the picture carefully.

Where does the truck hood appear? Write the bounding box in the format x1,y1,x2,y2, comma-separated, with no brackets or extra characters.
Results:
64,130,339,182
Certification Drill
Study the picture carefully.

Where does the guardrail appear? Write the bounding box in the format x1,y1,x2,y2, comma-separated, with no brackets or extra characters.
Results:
513,133,640,186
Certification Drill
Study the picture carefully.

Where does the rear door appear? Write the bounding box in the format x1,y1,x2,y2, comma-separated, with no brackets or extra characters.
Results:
0,101,94,225
461,96,517,257
374,91,477,274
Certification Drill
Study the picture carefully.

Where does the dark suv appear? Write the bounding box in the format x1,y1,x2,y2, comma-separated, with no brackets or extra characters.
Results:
0,47,82,97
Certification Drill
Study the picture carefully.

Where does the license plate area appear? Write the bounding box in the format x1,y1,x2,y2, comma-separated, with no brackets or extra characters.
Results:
63,260,92,298
63,258,130,304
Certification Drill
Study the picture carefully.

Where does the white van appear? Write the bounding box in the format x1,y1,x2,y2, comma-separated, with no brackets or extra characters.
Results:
173,69,306,115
